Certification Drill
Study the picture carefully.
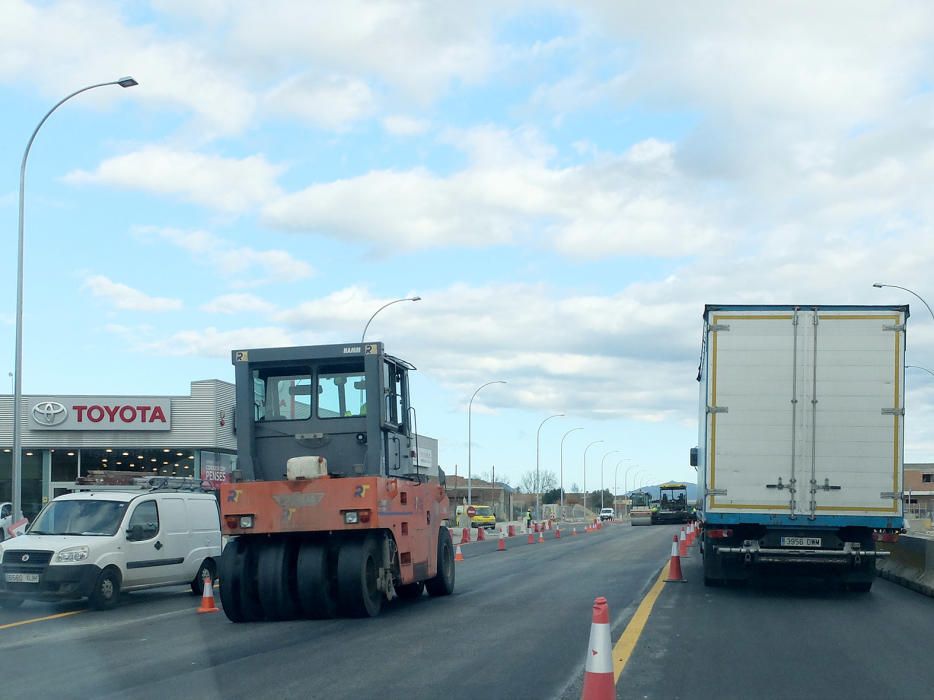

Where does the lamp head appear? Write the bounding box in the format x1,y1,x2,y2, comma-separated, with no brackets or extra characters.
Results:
872,283,884,288
410,296,422,302
117,77,138,88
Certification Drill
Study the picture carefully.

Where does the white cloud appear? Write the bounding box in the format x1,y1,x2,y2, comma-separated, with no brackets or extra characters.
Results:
65,147,284,213
382,115,431,136
264,74,376,130
264,128,719,255
135,227,314,288
83,275,182,312
136,326,297,358
201,294,277,315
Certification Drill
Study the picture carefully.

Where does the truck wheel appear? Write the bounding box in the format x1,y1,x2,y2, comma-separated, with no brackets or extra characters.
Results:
89,567,121,610
257,539,300,620
190,558,217,596
219,537,263,622
425,527,455,597
296,540,338,619
337,535,383,618
396,582,425,600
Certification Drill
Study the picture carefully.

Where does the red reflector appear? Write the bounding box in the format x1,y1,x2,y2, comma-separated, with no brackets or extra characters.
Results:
224,515,239,529
358,510,371,523
707,529,733,539
873,532,899,543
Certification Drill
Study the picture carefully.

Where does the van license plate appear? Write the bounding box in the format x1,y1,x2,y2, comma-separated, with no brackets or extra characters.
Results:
5,573,39,583
780,537,821,548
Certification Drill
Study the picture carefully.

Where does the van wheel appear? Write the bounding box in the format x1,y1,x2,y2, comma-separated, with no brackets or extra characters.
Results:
426,527,455,597
190,558,217,595
89,567,121,610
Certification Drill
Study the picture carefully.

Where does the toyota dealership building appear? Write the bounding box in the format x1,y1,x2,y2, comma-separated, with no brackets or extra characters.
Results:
0,380,235,519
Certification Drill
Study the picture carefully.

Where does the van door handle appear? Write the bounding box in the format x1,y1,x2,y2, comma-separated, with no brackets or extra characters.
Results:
154,541,163,550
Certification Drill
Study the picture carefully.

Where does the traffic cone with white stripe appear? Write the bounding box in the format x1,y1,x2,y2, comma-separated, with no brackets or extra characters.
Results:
665,534,686,582
555,526,561,539
581,596,614,700
538,530,545,544
197,574,219,614
572,527,578,536
528,531,535,544
462,527,470,544
477,526,486,542
679,527,689,558
455,544,465,562
498,530,506,551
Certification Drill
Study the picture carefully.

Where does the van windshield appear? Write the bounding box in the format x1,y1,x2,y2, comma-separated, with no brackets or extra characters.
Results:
29,500,129,536
473,506,493,516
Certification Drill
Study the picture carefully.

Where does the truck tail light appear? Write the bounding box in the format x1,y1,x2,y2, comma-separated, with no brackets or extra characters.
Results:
343,510,371,524
707,528,733,539
225,515,254,529
873,531,899,543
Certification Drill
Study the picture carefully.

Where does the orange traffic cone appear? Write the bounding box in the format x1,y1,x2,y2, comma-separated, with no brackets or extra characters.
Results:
581,596,614,700
462,527,470,544
679,528,689,558
538,530,545,544
572,527,578,536
477,527,486,542
665,535,686,582
528,531,535,544
534,522,540,533
197,575,219,614
555,526,561,539
498,531,506,551
455,544,465,562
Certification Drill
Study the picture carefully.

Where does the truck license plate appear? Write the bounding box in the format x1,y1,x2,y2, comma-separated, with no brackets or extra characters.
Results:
5,573,39,583
781,537,821,548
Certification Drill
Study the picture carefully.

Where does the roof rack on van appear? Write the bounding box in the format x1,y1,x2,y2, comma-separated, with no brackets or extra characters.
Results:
71,475,215,493
145,476,216,493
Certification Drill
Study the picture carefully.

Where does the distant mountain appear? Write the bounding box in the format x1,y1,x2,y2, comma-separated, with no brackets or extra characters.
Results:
627,482,698,502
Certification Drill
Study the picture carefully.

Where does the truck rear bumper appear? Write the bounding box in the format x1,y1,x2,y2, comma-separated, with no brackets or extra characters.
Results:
717,544,888,566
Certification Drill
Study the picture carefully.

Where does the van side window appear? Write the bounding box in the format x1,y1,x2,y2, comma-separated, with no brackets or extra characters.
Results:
0,504,10,519
127,501,159,541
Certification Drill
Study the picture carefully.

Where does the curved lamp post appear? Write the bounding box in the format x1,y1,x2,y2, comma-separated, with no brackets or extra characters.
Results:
559,427,583,509
624,463,640,497
12,76,138,520
907,364,934,378
872,283,934,322
581,440,604,513
361,296,421,344
600,450,620,510
535,414,564,518
614,458,633,516
467,380,506,506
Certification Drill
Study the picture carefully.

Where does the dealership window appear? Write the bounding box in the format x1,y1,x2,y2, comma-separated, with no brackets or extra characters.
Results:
923,473,933,483
51,450,78,482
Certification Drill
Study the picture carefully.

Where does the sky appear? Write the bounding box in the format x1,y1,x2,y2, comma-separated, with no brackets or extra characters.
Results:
2,1,934,495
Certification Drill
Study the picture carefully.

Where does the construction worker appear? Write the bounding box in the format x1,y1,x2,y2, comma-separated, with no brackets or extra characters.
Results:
525,508,533,530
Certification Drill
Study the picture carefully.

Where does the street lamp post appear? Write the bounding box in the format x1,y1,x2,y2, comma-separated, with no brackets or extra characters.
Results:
614,458,632,516
534,414,564,518
600,450,620,510
624,463,639,497
467,381,506,507
872,283,934,322
361,296,421,344
582,440,604,513
559,427,583,510
12,76,138,521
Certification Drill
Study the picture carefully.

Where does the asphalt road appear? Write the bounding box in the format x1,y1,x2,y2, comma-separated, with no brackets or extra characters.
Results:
1,525,930,700
0,523,675,700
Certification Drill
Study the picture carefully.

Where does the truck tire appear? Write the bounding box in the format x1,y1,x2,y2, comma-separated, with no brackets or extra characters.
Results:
89,567,121,610
296,540,338,620
702,537,723,587
257,539,300,620
425,527,455,597
219,537,263,623
337,535,383,618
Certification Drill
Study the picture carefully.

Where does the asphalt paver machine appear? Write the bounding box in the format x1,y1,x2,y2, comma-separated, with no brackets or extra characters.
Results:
218,342,454,621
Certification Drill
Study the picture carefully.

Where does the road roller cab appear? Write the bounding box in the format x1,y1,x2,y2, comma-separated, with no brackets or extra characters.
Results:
218,342,454,621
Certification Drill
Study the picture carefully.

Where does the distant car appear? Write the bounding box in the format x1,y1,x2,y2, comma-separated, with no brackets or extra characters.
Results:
456,505,496,529
599,508,615,522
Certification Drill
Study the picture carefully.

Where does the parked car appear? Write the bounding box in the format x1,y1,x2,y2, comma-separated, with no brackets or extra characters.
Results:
599,508,615,522
0,484,221,610
0,502,11,542
456,505,497,529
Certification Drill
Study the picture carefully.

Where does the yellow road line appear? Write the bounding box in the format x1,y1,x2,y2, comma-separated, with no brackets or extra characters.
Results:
613,564,669,681
0,609,84,630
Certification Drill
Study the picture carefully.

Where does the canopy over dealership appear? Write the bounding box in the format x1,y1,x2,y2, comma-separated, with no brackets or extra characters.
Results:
0,380,235,519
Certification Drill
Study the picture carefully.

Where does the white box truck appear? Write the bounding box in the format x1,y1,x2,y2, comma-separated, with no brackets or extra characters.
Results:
693,305,907,591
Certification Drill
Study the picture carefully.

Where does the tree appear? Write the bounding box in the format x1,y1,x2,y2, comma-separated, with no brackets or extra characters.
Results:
543,488,562,504
587,489,614,510
520,469,558,495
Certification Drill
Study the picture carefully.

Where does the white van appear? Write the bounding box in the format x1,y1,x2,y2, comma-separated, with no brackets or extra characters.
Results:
0,487,221,610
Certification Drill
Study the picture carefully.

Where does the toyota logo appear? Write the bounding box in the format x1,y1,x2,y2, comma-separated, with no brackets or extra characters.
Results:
32,401,67,426
21,554,29,562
